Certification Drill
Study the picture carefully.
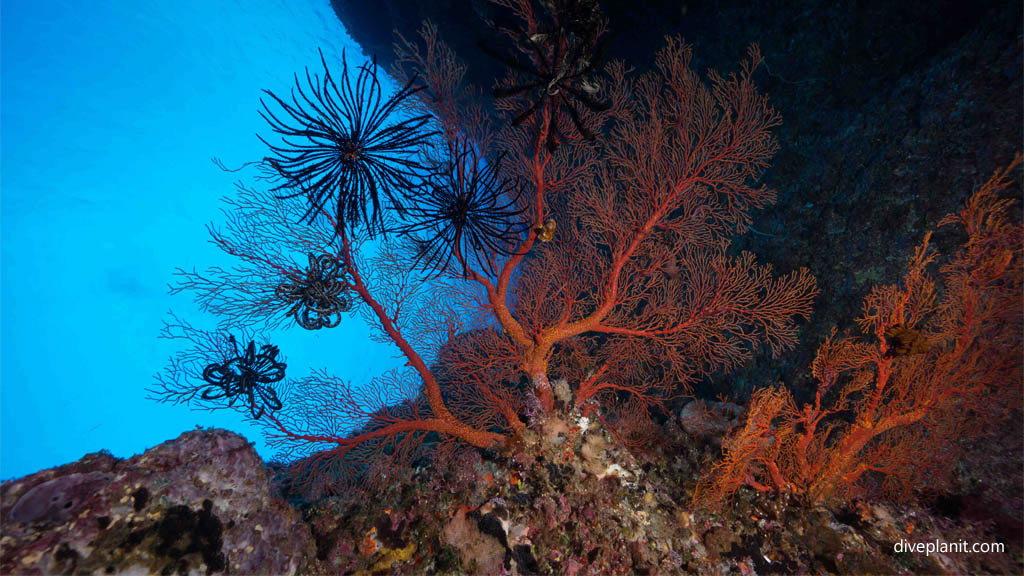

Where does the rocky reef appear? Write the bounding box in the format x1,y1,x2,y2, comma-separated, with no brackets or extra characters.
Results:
4,417,1017,575
1,429,314,575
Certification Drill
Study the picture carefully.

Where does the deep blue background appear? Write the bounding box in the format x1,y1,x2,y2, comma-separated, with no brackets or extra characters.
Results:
1,0,402,480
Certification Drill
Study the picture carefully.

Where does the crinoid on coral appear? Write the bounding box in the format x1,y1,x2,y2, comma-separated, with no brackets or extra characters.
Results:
199,335,286,419
398,137,528,276
257,49,436,235
160,11,821,511
483,0,610,150
275,253,351,330
152,318,291,421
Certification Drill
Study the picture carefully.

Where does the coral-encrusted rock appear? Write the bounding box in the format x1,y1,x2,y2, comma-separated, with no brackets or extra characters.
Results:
441,505,507,575
0,428,315,575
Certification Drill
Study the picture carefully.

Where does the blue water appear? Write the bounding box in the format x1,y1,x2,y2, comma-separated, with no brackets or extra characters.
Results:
1,0,402,480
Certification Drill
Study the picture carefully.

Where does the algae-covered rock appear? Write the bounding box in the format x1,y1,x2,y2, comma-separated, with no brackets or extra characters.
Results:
1,428,315,575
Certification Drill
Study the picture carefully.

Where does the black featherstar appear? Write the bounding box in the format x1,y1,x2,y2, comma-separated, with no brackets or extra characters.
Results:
483,0,610,151
399,138,528,276
258,49,436,235
200,335,286,419
276,253,351,330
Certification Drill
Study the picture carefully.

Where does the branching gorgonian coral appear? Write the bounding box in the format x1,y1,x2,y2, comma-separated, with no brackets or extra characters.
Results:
170,182,354,331
159,0,823,499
